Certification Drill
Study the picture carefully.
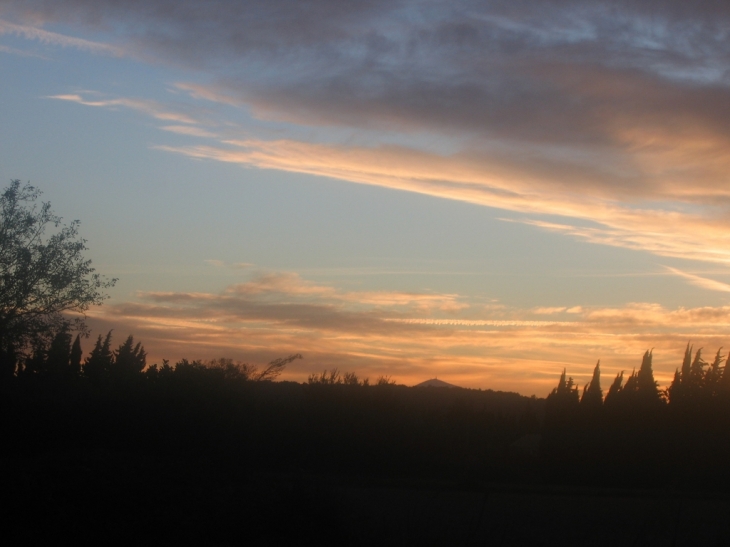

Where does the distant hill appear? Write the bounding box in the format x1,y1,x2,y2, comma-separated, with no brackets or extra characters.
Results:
413,378,460,388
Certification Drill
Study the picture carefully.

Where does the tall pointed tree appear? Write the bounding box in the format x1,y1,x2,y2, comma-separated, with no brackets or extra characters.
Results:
681,343,693,384
705,348,724,397
545,368,580,427
690,348,706,388
112,335,146,376
83,330,113,383
580,360,603,409
70,334,82,377
604,371,624,407
720,351,730,393
636,349,661,403
45,328,72,377
668,368,682,404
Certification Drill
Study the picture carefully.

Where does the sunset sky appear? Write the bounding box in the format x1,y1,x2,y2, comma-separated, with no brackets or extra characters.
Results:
2,1,730,395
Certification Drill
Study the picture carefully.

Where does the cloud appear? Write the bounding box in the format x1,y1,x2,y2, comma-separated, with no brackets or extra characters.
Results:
204,259,254,270
48,93,202,125
7,2,730,263
0,43,46,57
82,267,730,394
665,267,730,293
160,125,217,138
532,307,567,315
173,82,243,107
0,18,121,55
153,137,730,264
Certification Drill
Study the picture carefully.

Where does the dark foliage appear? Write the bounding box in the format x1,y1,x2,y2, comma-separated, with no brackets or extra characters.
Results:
0,180,115,376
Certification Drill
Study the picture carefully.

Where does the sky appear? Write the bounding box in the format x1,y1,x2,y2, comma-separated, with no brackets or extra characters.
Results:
2,1,730,395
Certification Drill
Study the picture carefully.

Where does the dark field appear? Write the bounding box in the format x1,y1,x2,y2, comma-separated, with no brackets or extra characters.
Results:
5,450,730,545
4,375,730,545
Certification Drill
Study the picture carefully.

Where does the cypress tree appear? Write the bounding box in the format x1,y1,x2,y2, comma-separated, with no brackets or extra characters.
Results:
637,349,661,403
23,343,46,376
705,348,724,397
83,330,114,383
680,342,692,385
668,368,682,404
556,368,567,393
681,342,692,384
720,351,730,393
112,335,147,376
623,369,638,395
580,360,603,409
604,371,624,406
70,334,82,377
545,368,580,427
46,329,72,377
689,348,706,398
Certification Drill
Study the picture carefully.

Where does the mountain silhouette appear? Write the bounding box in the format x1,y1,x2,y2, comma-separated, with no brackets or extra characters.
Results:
414,378,460,388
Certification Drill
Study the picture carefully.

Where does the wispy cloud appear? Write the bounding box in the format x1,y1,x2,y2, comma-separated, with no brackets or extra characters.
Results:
173,82,243,107
0,43,47,58
48,93,201,125
0,18,121,55
154,138,730,264
160,125,217,138
532,307,567,315
204,259,254,270
665,267,730,293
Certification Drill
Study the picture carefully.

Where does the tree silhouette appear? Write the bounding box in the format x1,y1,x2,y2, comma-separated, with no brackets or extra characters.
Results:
719,351,730,396
45,328,72,377
83,330,114,383
636,350,662,404
669,344,710,405
545,369,579,427
0,180,115,367
689,348,706,389
70,334,82,377
603,370,624,408
208,354,302,382
112,335,147,377
580,360,603,410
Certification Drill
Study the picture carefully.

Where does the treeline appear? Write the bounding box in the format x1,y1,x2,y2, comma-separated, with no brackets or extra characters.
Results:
546,344,730,425
3,328,302,387
8,329,730,493
541,345,730,491
1,328,542,476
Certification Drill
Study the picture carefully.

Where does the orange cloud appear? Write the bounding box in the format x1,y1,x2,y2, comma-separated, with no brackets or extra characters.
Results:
84,271,730,396
153,137,730,265
665,267,730,293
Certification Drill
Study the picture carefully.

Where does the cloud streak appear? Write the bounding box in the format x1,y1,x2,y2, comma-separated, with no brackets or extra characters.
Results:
48,93,201,125
665,267,730,293
0,18,121,55
154,138,730,264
